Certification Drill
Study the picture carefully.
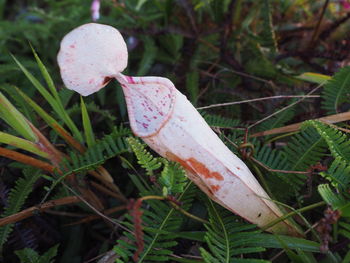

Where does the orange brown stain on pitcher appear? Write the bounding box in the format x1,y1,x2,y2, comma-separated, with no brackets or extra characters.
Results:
165,152,224,186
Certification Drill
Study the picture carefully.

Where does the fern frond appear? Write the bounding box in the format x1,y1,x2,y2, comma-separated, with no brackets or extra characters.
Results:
114,182,196,262
65,101,117,122
284,126,327,172
254,127,327,197
339,220,350,239
320,157,350,190
259,0,277,52
302,120,350,162
15,244,58,263
318,184,346,210
200,200,268,263
321,66,350,114
0,168,41,251
159,160,188,195
60,128,130,176
254,143,297,201
256,107,294,133
14,247,39,263
202,112,240,128
127,137,162,176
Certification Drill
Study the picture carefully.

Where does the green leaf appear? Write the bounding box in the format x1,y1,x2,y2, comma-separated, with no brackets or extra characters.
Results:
0,131,48,158
12,86,76,147
15,244,58,263
127,137,162,176
318,184,347,211
114,180,196,263
137,36,157,75
30,45,59,101
59,127,130,176
160,160,187,195
296,72,331,84
259,0,277,53
0,169,41,251
302,120,350,162
320,157,350,190
11,54,83,142
0,92,37,142
81,97,95,148
186,71,199,105
200,200,269,263
136,0,147,10
37,244,59,263
322,66,350,114
15,248,39,263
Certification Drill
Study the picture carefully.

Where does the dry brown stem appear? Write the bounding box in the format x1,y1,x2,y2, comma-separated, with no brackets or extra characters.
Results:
0,196,80,227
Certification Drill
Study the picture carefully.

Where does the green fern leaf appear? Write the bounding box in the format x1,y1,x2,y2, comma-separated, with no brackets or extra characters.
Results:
257,107,294,133
65,100,117,122
55,128,130,182
14,248,39,263
259,0,277,53
0,168,41,251
318,184,346,210
127,137,162,176
159,160,188,195
254,143,296,201
302,120,350,162
320,157,350,190
202,112,240,128
339,221,350,239
321,66,350,114
37,244,59,263
283,126,327,173
200,200,269,263
254,127,327,197
114,182,196,262
14,244,58,263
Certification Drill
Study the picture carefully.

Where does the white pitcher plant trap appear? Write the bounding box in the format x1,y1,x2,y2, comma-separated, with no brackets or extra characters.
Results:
57,23,302,236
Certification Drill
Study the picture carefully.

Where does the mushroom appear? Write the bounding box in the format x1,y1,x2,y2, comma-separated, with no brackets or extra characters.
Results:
57,23,302,236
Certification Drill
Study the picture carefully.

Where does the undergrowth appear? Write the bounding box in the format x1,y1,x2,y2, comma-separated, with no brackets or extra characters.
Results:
2,0,350,262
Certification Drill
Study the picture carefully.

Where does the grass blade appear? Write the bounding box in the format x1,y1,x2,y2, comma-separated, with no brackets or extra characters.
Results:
0,131,48,158
81,97,95,148
11,54,83,142
0,92,37,142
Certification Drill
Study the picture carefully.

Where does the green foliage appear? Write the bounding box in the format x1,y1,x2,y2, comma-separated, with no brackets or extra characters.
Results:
257,107,294,133
127,137,162,176
3,1,350,261
320,157,350,190
60,127,130,176
0,92,37,142
302,121,350,162
128,136,188,195
283,127,327,181
80,97,95,148
202,112,241,128
322,66,350,114
254,143,296,201
200,200,320,262
15,244,59,263
253,127,327,200
317,184,347,211
11,54,83,142
137,36,157,75
200,201,268,263
114,179,196,263
160,160,187,195
0,169,41,251
258,0,277,53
